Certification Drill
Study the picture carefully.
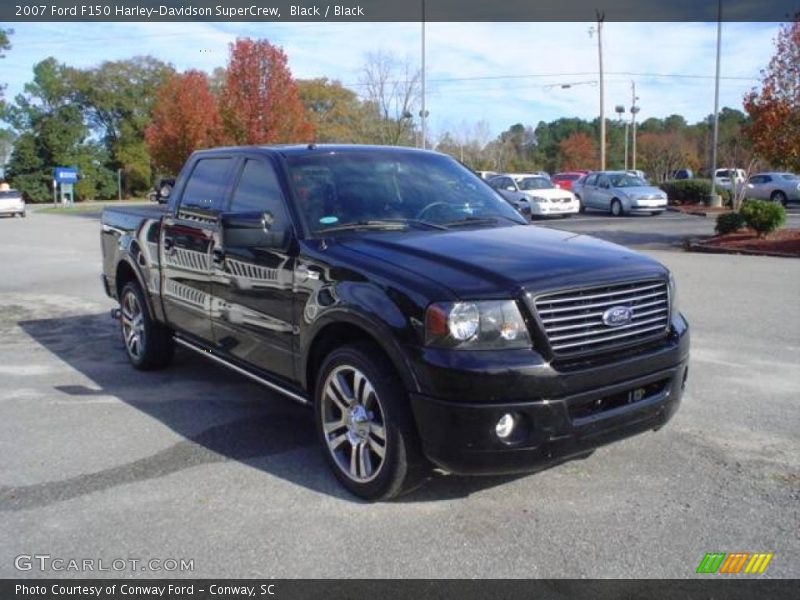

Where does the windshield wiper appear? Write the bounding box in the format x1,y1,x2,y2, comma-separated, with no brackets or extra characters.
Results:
443,215,522,228
320,219,448,234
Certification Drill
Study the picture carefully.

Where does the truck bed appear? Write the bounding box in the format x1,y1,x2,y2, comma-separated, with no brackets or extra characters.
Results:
102,203,169,232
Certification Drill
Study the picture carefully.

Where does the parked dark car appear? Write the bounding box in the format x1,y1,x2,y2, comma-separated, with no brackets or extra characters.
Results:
101,145,690,500
148,177,175,204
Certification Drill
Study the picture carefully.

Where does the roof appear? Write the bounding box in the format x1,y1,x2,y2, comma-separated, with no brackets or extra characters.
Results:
191,144,442,159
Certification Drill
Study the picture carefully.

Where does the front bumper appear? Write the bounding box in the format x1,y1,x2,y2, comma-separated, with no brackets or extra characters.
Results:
407,315,689,475
530,202,579,216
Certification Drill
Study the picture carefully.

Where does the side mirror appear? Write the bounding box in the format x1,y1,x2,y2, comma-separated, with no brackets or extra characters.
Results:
159,184,172,200
505,186,516,192
220,211,291,250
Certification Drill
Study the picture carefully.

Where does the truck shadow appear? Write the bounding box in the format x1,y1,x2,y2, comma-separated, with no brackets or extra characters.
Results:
14,313,523,506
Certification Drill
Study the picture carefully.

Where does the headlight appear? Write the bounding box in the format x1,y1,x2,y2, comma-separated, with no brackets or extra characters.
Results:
531,196,547,203
668,273,679,320
425,300,532,349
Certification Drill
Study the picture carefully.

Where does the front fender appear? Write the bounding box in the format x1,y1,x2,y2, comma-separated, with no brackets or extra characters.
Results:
298,288,421,395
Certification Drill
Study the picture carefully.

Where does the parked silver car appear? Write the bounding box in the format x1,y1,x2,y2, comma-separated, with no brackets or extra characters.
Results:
744,172,800,205
573,171,667,216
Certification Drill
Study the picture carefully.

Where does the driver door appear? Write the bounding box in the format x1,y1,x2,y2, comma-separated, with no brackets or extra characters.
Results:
595,174,612,211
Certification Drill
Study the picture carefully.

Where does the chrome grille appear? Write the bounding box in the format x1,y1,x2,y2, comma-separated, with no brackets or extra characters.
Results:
532,279,670,355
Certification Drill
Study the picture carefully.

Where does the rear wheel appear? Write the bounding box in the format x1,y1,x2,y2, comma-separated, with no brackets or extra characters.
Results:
315,343,427,501
611,199,624,217
119,281,174,370
771,190,788,206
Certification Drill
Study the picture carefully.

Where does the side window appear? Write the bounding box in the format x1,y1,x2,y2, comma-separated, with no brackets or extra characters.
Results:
762,175,772,183
585,174,598,186
597,175,609,187
229,159,290,230
181,158,233,210
749,176,764,184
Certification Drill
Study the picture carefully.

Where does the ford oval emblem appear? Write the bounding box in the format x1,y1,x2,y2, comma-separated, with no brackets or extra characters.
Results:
602,306,633,327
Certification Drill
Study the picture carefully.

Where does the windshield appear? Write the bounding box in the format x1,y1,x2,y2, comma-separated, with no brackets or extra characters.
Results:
608,174,648,187
286,150,527,234
557,174,580,181
0,191,22,199
517,177,553,191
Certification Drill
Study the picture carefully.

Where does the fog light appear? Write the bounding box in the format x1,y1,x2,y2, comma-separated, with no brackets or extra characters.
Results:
495,413,516,439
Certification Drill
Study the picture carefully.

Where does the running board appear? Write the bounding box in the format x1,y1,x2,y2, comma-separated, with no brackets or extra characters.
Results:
174,336,310,406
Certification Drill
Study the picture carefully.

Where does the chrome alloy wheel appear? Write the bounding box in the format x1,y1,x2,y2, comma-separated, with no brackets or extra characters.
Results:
321,365,387,483
121,290,145,360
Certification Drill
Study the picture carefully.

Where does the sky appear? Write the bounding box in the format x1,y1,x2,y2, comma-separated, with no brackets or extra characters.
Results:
1,21,781,139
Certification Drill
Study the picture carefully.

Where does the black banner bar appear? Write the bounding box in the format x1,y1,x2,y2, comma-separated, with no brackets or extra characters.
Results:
3,0,800,22
3,579,800,600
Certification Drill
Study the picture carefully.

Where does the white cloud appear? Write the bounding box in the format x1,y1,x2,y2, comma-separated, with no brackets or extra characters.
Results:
2,21,781,138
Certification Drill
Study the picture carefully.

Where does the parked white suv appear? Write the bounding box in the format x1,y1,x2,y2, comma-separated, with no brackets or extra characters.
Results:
488,174,579,218
0,189,26,218
714,168,747,191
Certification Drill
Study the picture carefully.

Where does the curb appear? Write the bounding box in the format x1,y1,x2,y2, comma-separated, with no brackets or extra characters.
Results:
667,206,729,218
686,241,799,259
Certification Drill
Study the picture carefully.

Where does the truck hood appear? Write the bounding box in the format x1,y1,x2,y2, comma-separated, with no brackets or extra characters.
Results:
338,224,667,298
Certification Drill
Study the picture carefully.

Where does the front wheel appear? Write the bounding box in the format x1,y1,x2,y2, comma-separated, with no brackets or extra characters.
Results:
315,343,427,501
611,199,624,217
119,281,174,370
771,190,788,206
576,195,585,213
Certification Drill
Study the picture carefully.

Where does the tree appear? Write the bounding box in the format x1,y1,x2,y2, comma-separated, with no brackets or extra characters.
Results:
744,18,800,171
5,58,116,201
359,51,420,146
145,71,222,175
220,38,314,145
69,56,175,193
637,131,698,182
296,77,379,143
0,28,12,110
558,132,597,172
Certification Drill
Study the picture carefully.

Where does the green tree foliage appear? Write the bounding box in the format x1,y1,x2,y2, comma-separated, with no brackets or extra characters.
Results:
0,28,12,111
297,77,381,143
5,58,117,201
69,56,175,194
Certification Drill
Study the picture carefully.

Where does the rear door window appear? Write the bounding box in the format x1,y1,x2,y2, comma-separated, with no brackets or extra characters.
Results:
180,158,234,211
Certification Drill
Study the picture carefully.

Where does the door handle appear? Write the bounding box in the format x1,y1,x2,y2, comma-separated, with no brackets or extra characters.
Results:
295,264,320,281
212,247,226,265
163,236,175,253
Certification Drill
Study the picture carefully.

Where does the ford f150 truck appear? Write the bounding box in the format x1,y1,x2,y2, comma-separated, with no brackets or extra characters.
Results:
101,145,690,500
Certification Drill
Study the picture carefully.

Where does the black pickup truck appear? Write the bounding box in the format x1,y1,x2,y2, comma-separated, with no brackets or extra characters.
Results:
101,144,689,500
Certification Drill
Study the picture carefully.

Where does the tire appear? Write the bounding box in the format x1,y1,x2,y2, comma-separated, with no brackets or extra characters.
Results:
611,199,624,217
21,212,26,218
314,343,427,501
771,190,787,206
576,195,585,213
119,281,174,371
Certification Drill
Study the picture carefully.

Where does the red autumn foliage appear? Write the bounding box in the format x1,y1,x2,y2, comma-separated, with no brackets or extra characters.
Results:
220,38,314,145
743,18,800,172
558,132,598,171
145,70,222,175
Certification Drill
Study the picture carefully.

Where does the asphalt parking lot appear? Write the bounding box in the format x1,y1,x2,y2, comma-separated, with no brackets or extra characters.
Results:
537,204,800,250
1,210,798,578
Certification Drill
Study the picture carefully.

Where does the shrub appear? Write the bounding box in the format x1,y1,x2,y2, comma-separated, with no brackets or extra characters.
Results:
715,212,746,235
660,179,733,205
740,199,786,238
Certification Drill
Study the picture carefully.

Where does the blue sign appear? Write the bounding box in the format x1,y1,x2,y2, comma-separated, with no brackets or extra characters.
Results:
54,167,79,184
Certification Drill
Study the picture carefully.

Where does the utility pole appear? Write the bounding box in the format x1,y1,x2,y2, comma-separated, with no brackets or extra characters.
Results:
615,105,629,170
420,0,427,150
591,12,606,170
630,81,640,171
117,168,123,201
709,0,723,206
